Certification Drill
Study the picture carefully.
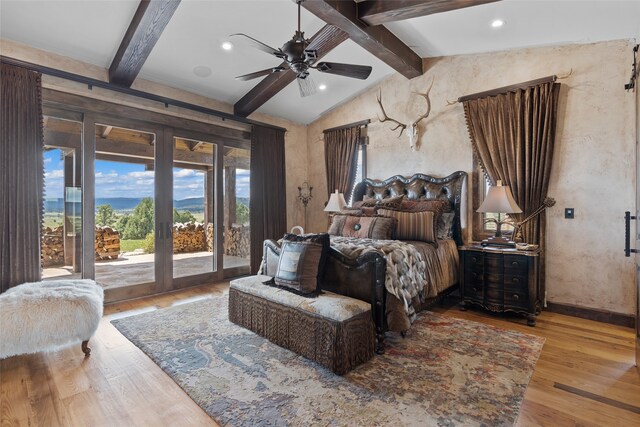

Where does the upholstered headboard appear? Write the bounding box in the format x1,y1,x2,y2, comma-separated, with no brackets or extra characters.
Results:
352,171,467,246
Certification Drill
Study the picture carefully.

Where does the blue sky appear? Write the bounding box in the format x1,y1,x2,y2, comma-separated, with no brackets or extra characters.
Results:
44,149,250,200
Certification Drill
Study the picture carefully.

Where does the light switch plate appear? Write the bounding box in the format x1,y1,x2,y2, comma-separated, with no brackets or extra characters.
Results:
565,208,574,219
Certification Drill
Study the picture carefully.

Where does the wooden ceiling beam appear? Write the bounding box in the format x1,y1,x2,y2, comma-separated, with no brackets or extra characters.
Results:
234,24,348,118
302,0,423,79
357,0,500,26
109,0,181,87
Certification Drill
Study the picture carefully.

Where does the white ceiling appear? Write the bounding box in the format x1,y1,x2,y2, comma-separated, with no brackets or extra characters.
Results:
1,0,639,124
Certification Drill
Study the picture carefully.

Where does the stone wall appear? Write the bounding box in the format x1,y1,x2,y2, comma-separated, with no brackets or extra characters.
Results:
41,226,64,267
173,222,207,253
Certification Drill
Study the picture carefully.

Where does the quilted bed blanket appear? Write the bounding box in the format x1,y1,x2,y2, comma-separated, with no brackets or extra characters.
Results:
330,236,428,322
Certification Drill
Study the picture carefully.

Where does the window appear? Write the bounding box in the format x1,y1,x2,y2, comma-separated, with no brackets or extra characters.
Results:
348,142,367,206
472,153,514,241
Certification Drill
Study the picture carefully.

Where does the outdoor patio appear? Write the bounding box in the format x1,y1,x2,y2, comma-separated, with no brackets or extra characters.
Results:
43,252,249,289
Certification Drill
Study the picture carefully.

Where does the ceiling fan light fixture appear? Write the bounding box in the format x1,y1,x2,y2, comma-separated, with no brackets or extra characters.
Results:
221,41,233,51
318,84,327,91
490,19,504,28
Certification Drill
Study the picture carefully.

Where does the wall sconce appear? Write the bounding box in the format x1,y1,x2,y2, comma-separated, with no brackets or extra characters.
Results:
298,182,313,229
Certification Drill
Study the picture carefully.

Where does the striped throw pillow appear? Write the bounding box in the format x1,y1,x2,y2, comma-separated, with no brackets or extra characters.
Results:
377,209,437,244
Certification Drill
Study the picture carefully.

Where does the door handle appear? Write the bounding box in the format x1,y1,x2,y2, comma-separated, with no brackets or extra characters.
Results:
157,222,163,240
625,211,637,257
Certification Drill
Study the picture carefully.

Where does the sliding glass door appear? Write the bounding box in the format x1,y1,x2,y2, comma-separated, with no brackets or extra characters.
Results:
171,131,223,287
40,107,237,302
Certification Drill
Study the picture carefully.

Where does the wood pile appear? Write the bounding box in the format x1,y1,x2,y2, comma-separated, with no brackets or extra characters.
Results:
41,226,64,267
224,225,250,258
206,223,214,252
173,222,206,253
95,226,120,260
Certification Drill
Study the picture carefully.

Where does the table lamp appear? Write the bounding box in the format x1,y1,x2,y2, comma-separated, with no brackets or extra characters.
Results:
477,180,522,247
324,190,346,213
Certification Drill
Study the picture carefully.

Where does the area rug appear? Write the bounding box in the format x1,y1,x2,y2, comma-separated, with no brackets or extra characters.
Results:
111,295,544,426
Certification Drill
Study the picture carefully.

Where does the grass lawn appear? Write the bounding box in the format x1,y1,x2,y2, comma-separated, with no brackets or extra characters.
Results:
120,239,145,252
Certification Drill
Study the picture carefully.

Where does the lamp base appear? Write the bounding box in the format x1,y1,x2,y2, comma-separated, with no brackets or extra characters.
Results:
481,236,516,248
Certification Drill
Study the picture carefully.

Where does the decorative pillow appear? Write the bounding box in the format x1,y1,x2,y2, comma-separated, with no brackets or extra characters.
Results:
377,209,437,244
437,212,456,240
273,233,330,295
398,199,451,215
358,194,405,210
328,214,395,240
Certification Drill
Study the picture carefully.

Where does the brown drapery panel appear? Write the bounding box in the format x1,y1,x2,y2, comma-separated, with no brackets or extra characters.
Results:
1,63,44,292
324,126,361,198
250,125,287,274
463,81,560,291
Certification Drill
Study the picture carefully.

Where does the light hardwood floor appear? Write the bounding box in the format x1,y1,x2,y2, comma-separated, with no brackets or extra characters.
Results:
1,281,638,426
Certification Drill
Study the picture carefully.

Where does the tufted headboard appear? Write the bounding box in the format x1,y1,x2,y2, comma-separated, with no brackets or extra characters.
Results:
352,171,467,246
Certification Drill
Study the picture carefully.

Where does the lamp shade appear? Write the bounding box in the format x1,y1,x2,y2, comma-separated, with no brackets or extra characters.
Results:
477,180,522,214
324,190,346,212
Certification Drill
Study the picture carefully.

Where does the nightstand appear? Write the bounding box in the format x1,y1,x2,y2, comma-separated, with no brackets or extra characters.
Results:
458,245,542,326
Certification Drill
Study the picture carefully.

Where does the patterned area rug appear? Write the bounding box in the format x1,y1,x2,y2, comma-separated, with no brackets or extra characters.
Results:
111,295,544,427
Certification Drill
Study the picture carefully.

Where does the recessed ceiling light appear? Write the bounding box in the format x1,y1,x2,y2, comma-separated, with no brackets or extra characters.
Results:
193,65,212,78
221,41,233,51
318,84,327,91
491,19,504,28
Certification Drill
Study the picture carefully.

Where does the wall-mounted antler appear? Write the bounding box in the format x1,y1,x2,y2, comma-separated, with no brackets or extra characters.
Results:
376,90,407,136
376,78,434,151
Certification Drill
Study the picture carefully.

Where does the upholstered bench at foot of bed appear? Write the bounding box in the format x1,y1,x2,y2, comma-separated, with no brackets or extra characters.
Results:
228,275,375,375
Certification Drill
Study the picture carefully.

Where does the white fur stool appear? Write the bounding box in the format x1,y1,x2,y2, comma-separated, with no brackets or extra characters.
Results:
0,279,104,359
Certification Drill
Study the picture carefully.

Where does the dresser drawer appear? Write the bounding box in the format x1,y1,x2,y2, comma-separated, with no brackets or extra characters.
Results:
504,274,527,290
504,289,529,308
504,255,528,274
484,254,503,273
463,281,483,302
465,252,483,268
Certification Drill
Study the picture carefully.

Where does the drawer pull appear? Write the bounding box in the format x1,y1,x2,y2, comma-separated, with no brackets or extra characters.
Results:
512,294,519,300
473,287,480,293
471,257,477,263
511,261,519,266
511,277,520,283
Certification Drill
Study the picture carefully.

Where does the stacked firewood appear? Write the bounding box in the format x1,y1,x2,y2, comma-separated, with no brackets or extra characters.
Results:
224,225,250,258
41,226,65,267
206,223,214,252
173,222,206,253
95,226,120,260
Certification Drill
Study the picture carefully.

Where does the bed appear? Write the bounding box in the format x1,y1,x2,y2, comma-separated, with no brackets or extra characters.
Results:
263,171,467,353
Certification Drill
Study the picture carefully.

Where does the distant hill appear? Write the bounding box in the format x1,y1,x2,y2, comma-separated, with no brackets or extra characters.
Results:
44,196,250,213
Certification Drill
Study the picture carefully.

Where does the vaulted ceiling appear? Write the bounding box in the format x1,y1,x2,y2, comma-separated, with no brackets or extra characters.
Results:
1,0,639,124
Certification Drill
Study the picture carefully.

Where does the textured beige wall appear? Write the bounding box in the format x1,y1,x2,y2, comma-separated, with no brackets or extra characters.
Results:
306,40,637,316
0,39,308,231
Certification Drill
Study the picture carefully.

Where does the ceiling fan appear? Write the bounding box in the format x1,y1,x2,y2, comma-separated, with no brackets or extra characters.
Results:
230,0,373,97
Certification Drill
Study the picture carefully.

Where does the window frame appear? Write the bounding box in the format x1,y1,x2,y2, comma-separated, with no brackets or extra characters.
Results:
471,152,514,242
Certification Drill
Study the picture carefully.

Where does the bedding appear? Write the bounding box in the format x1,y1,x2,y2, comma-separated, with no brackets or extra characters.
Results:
329,236,458,332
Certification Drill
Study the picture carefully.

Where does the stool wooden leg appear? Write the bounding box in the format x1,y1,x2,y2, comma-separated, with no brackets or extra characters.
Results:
81,340,91,356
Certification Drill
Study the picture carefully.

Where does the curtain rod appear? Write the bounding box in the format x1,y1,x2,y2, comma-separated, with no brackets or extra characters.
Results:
457,75,557,103
323,119,370,134
0,56,287,132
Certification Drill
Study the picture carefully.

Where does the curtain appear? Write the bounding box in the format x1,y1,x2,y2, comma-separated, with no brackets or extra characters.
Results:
324,126,361,199
1,63,44,293
250,125,287,274
463,81,560,291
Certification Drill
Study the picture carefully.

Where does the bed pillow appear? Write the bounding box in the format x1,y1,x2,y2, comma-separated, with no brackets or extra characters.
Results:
398,199,450,216
377,209,437,244
437,212,456,240
353,194,405,211
273,233,330,295
328,214,395,240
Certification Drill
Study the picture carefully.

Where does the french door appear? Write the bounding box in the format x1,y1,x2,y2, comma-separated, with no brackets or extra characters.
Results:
71,115,224,302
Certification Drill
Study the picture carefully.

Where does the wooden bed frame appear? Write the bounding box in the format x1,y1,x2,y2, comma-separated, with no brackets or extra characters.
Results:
264,171,467,354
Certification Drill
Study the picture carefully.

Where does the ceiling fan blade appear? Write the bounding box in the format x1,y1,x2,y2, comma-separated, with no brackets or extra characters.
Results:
297,74,317,98
315,62,372,80
235,67,282,81
230,33,284,58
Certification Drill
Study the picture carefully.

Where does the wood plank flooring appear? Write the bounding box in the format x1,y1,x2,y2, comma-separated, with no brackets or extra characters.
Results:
1,281,638,426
